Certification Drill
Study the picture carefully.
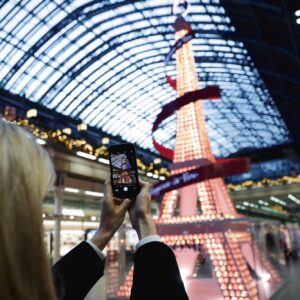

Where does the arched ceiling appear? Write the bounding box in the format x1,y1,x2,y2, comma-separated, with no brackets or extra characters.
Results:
0,0,291,158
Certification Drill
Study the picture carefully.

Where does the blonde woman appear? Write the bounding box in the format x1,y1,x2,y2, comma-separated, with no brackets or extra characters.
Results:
0,119,188,300
0,119,131,300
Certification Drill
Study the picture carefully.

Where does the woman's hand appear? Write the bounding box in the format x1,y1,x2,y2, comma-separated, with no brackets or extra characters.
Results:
91,179,131,250
128,180,157,240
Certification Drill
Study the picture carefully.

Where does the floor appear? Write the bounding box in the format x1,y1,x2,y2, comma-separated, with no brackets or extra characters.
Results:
109,258,300,300
271,258,300,300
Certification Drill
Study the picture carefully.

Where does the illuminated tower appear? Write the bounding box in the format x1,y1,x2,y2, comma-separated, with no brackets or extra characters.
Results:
154,16,281,300
161,17,237,223
157,15,259,299
118,10,281,300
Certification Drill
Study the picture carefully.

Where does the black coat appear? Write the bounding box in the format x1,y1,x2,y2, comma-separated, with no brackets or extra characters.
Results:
53,241,189,300
131,241,189,300
53,242,103,300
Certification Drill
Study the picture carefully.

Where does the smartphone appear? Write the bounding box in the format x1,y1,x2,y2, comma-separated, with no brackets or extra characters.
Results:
108,143,140,198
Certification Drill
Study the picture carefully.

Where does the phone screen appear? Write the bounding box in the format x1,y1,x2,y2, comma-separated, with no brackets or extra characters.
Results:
109,144,139,198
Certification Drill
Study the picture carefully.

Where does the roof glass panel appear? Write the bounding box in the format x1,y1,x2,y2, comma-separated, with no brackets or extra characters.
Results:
0,0,291,157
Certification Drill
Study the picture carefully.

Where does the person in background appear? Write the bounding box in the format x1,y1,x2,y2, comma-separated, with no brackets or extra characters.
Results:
279,225,292,264
0,119,188,300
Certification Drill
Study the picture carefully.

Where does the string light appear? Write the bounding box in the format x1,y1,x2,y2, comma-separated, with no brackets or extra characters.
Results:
12,119,169,177
26,108,38,118
77,122,87,131
154,158,162,164
101,137,110,144
227,175,300,191
62,128,72,135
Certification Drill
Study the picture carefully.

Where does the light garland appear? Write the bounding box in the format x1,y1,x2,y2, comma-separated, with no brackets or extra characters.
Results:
227,175,300,191
6,119,298,186
14,119,170,177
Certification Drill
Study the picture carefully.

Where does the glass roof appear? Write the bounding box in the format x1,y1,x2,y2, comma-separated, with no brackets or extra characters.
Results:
0,0,290,157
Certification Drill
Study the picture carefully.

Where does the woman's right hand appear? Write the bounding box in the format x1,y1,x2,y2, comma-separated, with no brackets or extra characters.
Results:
128,180,157,240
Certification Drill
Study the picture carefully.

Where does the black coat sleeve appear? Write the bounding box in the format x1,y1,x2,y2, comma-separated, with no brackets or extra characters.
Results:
52,241,105,300
130,242,189,300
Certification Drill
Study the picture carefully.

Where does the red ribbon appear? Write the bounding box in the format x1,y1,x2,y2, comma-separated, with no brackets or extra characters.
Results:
152,86,221,160
150,157,250,198
166,75,177,90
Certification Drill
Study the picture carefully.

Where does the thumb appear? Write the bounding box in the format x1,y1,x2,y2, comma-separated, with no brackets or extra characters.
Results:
119,198,131,212
104,178,113,197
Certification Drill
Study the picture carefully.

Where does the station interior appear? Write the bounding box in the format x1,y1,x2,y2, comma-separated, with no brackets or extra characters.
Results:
1,1,300,299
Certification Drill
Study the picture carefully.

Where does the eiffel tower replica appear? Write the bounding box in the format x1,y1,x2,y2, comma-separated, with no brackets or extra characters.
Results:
118,12,281,300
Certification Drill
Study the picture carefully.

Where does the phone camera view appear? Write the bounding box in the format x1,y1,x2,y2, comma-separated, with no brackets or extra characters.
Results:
111,151,137,189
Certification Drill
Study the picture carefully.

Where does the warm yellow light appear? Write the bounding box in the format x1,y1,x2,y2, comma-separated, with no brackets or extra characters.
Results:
154,158,162,164
63,128,72,135
77,122,87,131
26,108,37,118
102,137,110,144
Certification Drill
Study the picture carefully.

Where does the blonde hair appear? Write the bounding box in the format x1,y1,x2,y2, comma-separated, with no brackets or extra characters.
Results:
0,119,56,300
